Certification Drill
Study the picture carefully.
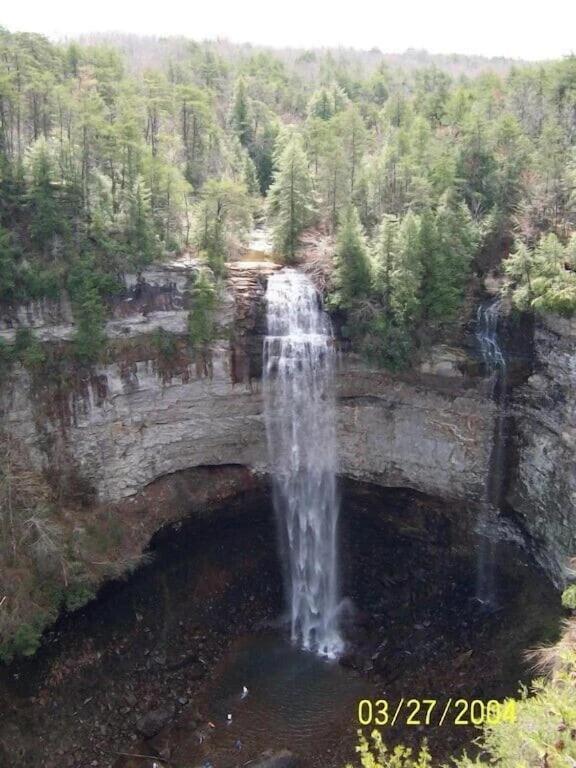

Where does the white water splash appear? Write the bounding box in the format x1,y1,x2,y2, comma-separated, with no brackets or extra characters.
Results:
263,269,343,658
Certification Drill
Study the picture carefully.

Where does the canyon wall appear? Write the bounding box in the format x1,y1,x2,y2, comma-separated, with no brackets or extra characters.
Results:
5,258,576,583
0,260,494,509
508,314,576,582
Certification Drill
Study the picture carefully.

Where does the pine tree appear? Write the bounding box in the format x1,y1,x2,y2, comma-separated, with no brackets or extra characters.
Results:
68,258,107,363
193,178,252,276
372,215,400,312
126,177,160,269
0,226,18,302
332,205,371,307
363,214,417,370
231,78,252,148
268,134,314,263
392,211,423,324
25,139,67,255
423,194,478,321
188,270,216,349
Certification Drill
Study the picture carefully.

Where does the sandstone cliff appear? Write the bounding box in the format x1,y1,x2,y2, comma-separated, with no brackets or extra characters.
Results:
509,313,576,582
4,259,573,585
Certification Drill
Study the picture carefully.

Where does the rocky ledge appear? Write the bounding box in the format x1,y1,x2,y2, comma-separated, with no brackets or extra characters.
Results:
508,313,576,582
1,257,571,583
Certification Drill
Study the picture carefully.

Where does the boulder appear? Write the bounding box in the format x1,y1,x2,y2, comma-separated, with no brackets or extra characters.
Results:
135,703,176,739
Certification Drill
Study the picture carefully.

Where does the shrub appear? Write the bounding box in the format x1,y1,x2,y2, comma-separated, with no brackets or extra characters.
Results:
562,585,576,610
188,270,217,350
151,327,179,362
64,582,97,612
347,730,431,768
14,328,46,369
0,622,43,662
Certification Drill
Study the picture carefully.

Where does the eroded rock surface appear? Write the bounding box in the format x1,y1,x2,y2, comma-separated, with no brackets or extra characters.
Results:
509,314,576,582
3,258,559,576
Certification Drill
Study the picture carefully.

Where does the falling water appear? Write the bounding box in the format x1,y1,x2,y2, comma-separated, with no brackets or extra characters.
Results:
475,298,507,605
263,269,343,658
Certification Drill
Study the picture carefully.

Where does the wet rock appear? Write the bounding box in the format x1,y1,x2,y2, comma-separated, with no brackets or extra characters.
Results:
166,648,200,671
187,661,207,680
251,750,298,768
125,692,137,707
135,704,176,738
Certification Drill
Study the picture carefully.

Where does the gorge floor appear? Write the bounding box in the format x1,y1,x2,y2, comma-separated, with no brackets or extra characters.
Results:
0,484,563,768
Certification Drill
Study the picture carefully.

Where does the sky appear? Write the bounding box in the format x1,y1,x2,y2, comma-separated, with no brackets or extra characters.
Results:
2,0,575,61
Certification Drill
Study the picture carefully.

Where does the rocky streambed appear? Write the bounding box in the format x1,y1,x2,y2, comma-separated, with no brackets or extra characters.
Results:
0,481,562,768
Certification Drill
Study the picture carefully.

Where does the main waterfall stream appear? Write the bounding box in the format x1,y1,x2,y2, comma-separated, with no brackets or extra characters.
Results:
263,269,343,657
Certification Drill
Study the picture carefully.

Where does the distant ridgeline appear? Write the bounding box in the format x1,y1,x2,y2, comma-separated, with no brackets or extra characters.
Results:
0,26,575,369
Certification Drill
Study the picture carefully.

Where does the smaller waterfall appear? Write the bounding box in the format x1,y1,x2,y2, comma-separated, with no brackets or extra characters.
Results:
475,298,507,606
263,269,343,658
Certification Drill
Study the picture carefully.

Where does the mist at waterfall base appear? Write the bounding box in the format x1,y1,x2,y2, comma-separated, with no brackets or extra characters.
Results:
263,269,344,658
475,298,507,607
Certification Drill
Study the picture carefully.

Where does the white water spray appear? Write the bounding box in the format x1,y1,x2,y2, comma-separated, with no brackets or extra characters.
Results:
263,269,343,658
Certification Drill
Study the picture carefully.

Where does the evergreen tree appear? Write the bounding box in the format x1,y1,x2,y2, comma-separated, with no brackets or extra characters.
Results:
372,215,400,312
268,134,314,262
332,205,371,307
392,211,423,324
193,178,252,275
188,270,216,349
68,257,108,363
423,194,478,321
504,234,576,315
126,177,160,269
231,78,253,148
25,139,67,255
0,226,18,302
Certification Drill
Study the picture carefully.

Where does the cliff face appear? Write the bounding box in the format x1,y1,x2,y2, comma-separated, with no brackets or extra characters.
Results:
0,261,495,508
4,259,575,583
509,314,576,582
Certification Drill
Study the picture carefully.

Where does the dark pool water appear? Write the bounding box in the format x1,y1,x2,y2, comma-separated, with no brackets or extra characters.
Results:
0,484,564,768
167,632,369,766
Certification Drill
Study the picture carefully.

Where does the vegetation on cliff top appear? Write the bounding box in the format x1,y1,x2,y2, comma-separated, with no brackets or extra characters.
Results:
1,28,576,365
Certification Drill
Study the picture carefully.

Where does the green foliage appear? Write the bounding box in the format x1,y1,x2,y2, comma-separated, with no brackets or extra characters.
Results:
0,338,14,374
393,211,423,324
504,234,576,316
332,206,371,308
0,27,575,366
348,634,576,768
151,327,179,362
14,328,46,370
307,83,349,121
562,585,576,610
63,582,97,612
68,258,116,363
231,77,253,147
193,178,253,275
457,654,576,768
347,730,431,768
362,214,419,369
268,133,315,262
0,622,43,662
188,270,217,349
126,178,161,269
423,194,478,321
0,225,18,302
25,139,69,255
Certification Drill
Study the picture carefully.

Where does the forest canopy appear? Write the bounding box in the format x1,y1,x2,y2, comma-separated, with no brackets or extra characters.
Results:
0,28,576,365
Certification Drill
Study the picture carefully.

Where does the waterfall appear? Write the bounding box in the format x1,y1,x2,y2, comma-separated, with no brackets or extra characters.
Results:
476,300,506,397
475,298,507,605
263,269,343,658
